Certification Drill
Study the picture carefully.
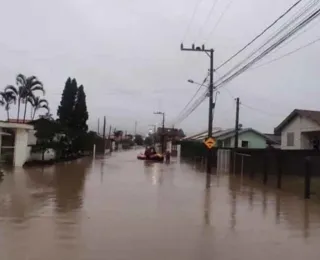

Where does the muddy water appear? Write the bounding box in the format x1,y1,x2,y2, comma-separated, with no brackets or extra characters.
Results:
0,150,320,260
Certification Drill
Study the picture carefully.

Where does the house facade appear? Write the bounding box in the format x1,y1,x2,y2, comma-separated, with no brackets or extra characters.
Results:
274,109,320,150
184,128,279,149
214,128,277,149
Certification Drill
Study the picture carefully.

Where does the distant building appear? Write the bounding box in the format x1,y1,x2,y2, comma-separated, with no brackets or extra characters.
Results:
156,127,185,141
274,109,320,150
184,128,278,149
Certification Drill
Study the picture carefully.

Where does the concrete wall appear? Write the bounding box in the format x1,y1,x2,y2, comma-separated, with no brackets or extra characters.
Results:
281,116,320,149
14,129,29,166
227,131,268,149
28,148,56,161
28,130,37,145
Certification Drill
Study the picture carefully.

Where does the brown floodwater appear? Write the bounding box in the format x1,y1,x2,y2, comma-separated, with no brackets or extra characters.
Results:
1,150,320,260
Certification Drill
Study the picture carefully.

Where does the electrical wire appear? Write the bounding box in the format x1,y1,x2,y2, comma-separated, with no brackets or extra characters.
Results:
195,0,220,40
215,0,304,70
182,0,205,42
216,0,319,83
251,35,320,70
175,74,209,120
174,2,320,126
240,103,286,117
215,2,320,87
205,0,235,42
273,16,320,52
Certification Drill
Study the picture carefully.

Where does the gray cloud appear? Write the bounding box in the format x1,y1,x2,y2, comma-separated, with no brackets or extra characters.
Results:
0,0,319,135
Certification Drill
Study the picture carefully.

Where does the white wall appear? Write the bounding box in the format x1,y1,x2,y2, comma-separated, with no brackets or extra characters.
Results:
281,116,320,149
28,130,37,145
14,129,29,166
28,149,56,161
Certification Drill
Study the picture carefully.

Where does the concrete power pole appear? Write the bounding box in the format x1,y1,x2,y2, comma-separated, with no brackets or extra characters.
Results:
234,98,240,148
181,43,214,186
102,116,106,153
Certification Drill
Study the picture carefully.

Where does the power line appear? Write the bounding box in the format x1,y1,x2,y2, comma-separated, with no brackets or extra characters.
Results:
274,16,320,52
216,0,319,81
251,35,320,70
205,0,235,42
215,0,304,70
215,5,320,89
182,0,205,42
174,2,320,126
195,0,220,40
174,5,320,126
175,74,209,121
240,103,286,117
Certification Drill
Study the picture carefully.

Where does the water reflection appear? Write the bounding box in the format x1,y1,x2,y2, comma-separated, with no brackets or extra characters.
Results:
1,153,320,259
203,187,211,225
304,201,310,239
276,192,281,224
262,189,267,217
53,161,88,213
143,162,163,185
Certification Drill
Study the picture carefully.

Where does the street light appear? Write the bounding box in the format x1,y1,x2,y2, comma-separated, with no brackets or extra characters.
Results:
148,124,157,145
153,111,165,154
188,79,210,97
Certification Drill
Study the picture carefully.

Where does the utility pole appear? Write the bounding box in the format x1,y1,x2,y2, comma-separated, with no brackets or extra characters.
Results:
134,121,137,136
108,125,112,139
97,118,100,135
154,112,165,154
181,43,215,182
149,124,157,145
234,98,240,148
102,116,106,153
108,125,112,152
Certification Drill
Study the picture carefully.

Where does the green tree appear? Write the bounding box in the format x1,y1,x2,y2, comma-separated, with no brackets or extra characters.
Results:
134,134,144,145
57,78,78,128
73,85,88,132
0,90,16,120
33,118,60,161
5,74,44,122
28,95,49,120
144,136,153,146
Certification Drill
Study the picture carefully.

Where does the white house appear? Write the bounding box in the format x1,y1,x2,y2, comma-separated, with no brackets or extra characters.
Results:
274,109,320,150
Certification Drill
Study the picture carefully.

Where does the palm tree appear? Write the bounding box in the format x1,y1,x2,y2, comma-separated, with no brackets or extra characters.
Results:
0,91,16,120
5,74,44,122
28,95,49,120
5,84,26,122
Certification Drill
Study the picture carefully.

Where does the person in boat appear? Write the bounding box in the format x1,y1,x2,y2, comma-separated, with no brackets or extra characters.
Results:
144,146,156,159
149,147,156,156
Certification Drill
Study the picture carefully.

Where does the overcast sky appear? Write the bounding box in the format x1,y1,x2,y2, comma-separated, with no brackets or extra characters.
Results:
0,0,319,135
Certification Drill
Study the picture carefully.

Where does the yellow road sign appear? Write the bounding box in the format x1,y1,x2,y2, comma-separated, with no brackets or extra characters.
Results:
204,137,216,149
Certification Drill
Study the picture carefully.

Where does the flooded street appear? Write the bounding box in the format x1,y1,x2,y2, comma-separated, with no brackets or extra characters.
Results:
1,150,320,259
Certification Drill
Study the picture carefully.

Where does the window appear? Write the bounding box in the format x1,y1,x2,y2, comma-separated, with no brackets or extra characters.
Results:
241,140,249,148
287,132,294,146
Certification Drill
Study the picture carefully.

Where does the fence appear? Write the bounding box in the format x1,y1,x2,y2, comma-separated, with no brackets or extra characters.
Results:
231,148,320,199
180,140,218,168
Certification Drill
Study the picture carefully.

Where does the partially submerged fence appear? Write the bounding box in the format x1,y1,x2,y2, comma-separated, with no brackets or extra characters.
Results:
231,149,320,199
180,140,320,199
180,140,218,168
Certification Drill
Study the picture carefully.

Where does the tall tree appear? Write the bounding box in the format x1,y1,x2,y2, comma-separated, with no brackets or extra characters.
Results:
57,78,78,127
0,90,16,120
5,74,44,122
73,85,88,132
28,95,49,120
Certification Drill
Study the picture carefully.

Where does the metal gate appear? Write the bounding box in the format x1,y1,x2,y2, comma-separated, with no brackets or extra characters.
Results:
217,149,231,174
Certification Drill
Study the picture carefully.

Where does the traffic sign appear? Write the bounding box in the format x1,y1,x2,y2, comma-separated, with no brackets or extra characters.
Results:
204,137,216,149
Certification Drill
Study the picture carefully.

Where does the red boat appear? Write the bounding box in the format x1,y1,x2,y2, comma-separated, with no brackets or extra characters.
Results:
137,153,164,162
